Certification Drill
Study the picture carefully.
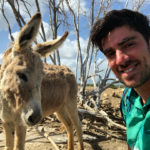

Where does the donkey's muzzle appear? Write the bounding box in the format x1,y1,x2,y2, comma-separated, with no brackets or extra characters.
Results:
26,110,42,126
22,100,42,126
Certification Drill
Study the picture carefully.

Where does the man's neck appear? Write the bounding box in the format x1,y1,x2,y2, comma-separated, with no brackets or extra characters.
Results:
134,79,150,105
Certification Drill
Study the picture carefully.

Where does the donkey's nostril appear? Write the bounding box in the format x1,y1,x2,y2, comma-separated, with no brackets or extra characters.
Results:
27,112,42,125
28,115,34,124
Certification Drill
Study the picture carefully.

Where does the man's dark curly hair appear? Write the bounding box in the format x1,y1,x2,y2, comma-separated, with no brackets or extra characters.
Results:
90,9,150,51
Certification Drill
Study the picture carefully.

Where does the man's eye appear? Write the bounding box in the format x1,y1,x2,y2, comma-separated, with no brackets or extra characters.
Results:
105,51,116,58
124,42,135,49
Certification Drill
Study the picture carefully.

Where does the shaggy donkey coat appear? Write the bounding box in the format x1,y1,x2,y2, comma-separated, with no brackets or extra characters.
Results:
0,12,83,150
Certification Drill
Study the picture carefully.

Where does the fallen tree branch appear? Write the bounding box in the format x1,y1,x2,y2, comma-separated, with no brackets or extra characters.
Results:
78,108,126,130
36,126,60,150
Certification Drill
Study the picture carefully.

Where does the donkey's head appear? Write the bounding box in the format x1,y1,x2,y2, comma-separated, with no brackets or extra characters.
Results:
0,12,68,126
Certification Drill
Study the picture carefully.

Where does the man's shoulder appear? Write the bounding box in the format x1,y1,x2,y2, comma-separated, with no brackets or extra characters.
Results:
120,87,133,123
122,87,132,98
121,87,132,105
122,87,139,102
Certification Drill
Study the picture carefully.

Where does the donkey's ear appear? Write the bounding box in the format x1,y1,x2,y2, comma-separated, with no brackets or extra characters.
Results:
12,12,41,52
33,31,68,57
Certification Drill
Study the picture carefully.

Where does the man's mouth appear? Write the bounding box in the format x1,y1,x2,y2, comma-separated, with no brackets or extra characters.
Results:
118,60,139,75
123,67,135,73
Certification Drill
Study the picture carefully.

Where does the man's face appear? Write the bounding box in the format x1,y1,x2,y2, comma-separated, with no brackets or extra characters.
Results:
102,25,150,88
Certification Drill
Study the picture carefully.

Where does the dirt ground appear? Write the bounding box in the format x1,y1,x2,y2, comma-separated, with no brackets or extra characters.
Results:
0,88,128,150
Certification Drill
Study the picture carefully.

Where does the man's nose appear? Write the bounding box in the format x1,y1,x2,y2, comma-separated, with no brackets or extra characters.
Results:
116,49,129,65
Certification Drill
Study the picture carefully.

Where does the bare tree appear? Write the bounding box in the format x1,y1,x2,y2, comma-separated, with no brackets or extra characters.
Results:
0,0,14,41
43,0,69,65
2,0,69,64
65,0,115,104
132,0,145,11
7,0,25,28
0,0,148,116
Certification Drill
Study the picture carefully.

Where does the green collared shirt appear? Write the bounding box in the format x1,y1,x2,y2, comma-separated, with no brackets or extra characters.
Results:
121,87,150,150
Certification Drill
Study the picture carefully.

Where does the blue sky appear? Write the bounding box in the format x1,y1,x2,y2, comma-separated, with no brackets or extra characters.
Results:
0,30,9,52
0,0,150,52
0,0,150,80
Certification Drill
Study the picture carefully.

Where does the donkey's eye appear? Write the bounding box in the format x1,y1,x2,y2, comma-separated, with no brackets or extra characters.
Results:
17,73,28,82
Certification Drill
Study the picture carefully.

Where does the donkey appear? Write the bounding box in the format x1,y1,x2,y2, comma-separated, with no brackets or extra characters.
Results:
0,12,83,150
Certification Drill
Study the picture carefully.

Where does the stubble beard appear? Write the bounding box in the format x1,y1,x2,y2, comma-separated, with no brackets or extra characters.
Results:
121,56,150,88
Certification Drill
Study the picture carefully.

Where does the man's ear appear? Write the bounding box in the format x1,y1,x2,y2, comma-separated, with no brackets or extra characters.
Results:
33,31,68,57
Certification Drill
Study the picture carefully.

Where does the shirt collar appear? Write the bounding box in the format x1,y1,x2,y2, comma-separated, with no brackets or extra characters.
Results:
128,88,150,109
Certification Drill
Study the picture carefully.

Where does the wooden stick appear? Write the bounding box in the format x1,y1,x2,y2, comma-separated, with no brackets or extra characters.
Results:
36,126,60,150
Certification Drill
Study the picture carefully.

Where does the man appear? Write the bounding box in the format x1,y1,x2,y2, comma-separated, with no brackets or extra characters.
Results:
90,9,150,150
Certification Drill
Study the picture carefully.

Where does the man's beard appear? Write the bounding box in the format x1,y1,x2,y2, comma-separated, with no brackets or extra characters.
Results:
120,56,150,88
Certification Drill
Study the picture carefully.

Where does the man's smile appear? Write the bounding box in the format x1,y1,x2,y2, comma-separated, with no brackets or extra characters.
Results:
117,61,139,78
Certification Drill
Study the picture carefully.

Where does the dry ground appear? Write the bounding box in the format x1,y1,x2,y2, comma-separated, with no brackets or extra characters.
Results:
0,88,128,150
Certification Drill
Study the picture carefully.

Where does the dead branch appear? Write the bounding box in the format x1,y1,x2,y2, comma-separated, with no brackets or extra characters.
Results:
1,0,14,41
65,0,83,71
78,108,126,130
36,126,60,150
7,0,25,29
20,0,32,18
